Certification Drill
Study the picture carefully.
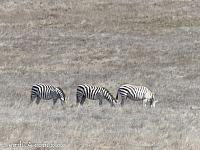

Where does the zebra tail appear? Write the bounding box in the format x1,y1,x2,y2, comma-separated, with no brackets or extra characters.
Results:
30,90,34,101
76,92,79,103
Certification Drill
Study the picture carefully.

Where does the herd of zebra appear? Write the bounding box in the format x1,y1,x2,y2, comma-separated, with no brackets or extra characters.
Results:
31,83,159,108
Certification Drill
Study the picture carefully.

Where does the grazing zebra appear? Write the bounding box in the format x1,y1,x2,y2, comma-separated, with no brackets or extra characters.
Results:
31,84,66,106
76,84,117,106
116,84,158,107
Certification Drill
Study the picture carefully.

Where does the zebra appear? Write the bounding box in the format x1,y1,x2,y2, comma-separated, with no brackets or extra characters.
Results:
76,84,117,106
30,84,66,106
116,84,158,107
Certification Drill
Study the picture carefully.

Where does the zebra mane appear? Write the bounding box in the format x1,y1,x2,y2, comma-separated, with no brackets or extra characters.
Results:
56,87,65,99
102,87,115,100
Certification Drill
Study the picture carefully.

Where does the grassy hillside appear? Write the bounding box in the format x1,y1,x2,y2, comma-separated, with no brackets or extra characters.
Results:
0,0,200,149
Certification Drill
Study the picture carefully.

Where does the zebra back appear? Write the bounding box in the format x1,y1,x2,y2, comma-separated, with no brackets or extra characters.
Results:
118,84,154,100
77,84,117,104
31,84,56,100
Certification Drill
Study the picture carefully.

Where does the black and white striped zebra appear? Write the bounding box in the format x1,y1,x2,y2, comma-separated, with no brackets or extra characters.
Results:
76,84,117,106
31,84,65,106
116,84,158,107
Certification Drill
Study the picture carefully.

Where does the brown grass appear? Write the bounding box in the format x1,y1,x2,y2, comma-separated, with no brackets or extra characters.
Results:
0,0,200,149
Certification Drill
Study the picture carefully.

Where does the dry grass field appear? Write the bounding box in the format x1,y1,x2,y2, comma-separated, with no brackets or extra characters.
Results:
0,0,200,149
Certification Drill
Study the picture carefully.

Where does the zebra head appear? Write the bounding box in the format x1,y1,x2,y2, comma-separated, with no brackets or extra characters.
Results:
56,87,66,104
150,93,158,108
103,88,117,106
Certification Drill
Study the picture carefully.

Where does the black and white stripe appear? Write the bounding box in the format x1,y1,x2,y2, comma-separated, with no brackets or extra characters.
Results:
116,84,158,107
76,84,117,106
31,84,65,106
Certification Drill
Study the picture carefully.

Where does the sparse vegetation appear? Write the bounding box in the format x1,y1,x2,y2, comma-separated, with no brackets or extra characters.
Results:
0,0,200,150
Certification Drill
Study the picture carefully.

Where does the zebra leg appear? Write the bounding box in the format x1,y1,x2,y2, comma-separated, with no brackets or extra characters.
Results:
76,94,81,106
150,99,153,107
99,98,103,106
30,94,35,104
151,100,158,108
150,102,155,108
53,99,58,105
108,98,115,107
61,100,64,106
36,97,41,105
143,99,148,107
110,101,115,107
80,96,86,105
121,96,126,106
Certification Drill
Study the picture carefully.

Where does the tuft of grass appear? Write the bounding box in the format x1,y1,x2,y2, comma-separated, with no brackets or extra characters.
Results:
0,0,200,150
